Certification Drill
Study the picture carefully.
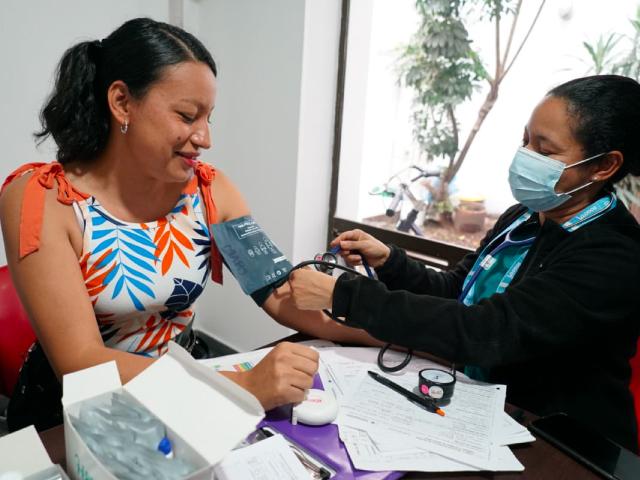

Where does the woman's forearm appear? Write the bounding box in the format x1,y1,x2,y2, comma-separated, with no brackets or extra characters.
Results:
263,283,384,346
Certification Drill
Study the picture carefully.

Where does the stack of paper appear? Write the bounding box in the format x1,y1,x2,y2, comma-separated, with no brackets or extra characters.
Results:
318,346,534,473
201,341,534,474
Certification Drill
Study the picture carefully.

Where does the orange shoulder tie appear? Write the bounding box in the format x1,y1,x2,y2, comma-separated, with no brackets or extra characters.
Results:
1,162,90,259
192,161,224,285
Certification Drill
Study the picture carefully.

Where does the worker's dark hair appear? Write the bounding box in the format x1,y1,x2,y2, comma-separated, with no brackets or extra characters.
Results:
548,74,640,184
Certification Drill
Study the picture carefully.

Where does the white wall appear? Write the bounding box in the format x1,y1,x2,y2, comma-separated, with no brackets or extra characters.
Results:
0,0,171,266
293,0,341,262
192,0,341,350
335,0,374,220
0,0,341,351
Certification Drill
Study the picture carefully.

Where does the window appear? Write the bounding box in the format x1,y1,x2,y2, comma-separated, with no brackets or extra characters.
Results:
328,0,638,268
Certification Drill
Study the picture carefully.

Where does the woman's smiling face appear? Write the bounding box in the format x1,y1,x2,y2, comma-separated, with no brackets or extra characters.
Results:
123,61,216,183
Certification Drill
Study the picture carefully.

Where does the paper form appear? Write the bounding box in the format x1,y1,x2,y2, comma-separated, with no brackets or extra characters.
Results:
497,412,536,445
337,372,506,469
213,434,310,480
201,343,532,473
318,347,453,404
200,339,336,373
201,347,270,372
340,425,523,472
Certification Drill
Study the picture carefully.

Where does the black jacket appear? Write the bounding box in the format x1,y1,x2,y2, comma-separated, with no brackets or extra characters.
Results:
333,201,640,452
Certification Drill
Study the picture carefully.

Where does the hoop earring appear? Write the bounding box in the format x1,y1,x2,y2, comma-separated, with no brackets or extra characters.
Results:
120,121,129,134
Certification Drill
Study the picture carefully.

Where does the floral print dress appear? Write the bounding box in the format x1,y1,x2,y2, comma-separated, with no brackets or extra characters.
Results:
1,161,224,357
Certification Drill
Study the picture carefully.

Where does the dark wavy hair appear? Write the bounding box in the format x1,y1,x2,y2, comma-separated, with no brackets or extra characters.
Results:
548,75,640,184
35,17,217,164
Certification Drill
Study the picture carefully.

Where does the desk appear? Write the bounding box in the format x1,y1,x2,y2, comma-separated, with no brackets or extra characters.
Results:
39,406,600,480
38,335,602,480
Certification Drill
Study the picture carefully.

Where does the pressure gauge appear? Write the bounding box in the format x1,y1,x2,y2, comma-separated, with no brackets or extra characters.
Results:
419,368,456,403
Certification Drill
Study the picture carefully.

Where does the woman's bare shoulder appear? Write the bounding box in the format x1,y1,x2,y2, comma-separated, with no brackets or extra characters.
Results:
0,172,31,220
210,167,251,222
0,169,81,256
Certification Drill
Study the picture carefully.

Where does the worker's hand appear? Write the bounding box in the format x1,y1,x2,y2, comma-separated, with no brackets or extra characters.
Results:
330,229,391,268
239,342,319,411
288,268,336,310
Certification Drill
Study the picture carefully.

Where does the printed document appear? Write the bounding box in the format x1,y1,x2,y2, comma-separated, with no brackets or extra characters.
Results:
201,342,533,473
337,371,506,469
214,434,309,480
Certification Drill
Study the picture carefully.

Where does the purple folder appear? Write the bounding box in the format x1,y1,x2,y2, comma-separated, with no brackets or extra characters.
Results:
258,376,404,480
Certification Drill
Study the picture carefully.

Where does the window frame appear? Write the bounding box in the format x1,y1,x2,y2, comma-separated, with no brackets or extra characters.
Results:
326,0,473,270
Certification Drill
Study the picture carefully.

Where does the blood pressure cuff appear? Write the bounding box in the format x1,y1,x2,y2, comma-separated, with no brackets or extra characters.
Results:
211,216,292,305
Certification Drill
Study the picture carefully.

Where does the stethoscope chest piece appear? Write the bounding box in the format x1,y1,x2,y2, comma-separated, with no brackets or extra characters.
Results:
419,368,456,403
313,251,338,274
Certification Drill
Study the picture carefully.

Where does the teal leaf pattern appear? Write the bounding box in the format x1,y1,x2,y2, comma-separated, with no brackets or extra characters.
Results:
87,203,157,311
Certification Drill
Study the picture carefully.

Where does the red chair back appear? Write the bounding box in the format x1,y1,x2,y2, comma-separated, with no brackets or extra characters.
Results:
629,337,640,450
0,265,35,396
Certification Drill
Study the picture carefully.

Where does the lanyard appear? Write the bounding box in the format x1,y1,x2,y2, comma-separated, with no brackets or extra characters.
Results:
560,193,617,232
459,193,617,305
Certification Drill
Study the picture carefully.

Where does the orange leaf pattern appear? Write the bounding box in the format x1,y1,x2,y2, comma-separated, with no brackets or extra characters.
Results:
153,218,195,274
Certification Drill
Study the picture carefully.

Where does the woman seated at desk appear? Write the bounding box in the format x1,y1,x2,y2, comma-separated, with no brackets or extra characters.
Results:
286,75,640,452
0,17,366,432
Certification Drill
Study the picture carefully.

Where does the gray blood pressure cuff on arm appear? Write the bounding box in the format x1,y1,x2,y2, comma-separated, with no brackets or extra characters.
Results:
211,216,292,305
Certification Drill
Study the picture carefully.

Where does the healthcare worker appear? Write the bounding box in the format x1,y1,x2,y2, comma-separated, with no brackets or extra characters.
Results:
287,75,640,452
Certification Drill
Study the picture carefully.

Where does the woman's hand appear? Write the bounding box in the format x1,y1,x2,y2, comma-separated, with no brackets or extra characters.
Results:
330,229,391,268
288,269,337,310
235,342,319,411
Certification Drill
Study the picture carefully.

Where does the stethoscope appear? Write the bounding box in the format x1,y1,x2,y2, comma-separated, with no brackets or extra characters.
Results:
447,223,537,390
459,192,617,305
288,194,618,400
458,221,537,304
288,253,451,399
288,246,413,373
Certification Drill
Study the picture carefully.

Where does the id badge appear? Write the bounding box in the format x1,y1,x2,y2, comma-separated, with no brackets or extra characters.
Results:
211,216,292,295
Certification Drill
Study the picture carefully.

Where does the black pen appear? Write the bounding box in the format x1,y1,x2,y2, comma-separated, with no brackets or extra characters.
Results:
367,370,445,417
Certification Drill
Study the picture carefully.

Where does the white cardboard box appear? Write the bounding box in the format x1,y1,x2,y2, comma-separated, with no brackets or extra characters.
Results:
61,342,264,480
0,425,54,477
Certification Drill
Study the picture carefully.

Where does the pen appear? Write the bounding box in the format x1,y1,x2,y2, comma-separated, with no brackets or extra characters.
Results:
367,370,445,417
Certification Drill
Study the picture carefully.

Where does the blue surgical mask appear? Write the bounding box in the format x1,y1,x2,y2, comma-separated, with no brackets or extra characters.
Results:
508,147,605,212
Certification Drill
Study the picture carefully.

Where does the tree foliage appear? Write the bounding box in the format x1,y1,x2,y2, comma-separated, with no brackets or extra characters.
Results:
398,0,546,208
581,6,640,208
399,1,486,161
582,7,640,80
